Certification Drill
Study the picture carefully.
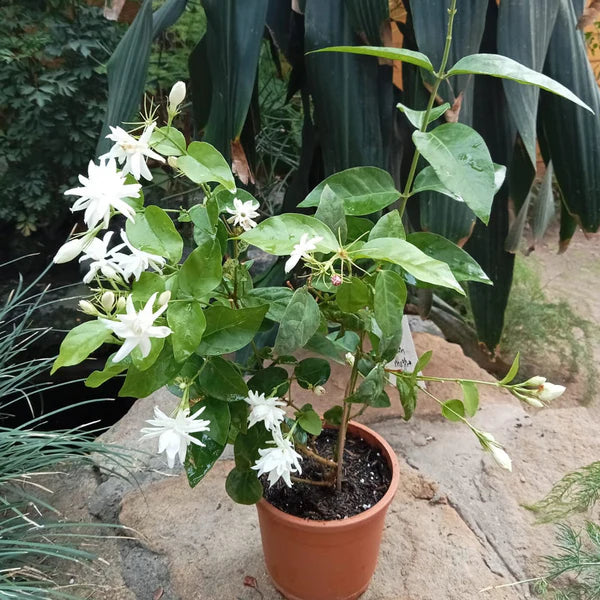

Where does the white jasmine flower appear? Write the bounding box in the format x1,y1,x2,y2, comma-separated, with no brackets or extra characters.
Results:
115,230,166,281
226,198,260,231
245,390,286,431
65,158,140,229
520,376,566,404
79,231,127,284
345,352,355,367
536,381,566,402
102,123,165,181
100,292,172,363
251,428,303,488
284,233,323,273
140,405,211,468
480,432,512,472
168,81,186,113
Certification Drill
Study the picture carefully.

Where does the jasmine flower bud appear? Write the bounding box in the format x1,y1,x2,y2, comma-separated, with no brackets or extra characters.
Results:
101,291,115,313
479,431,512,471
313,385,326,396
78,300,97,316
345,352,355,367
54,238,85,264
158,290,171,306
168,81,186,113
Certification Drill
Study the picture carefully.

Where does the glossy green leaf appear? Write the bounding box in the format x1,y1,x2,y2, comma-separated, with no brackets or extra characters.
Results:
233,424,272,471
126,205,183,263
298,167,399,215
167,301,206,363
407,232,491,284
295,404,323,436
241,214,338,255
355,238,464,294
315,185,347,242
85,354,127,388
245,287,293,322
368,210,405,241
311,45,434,72
396,376,417,421
197,305,268,355
374,270,407,338
323,405,343,426
52,321,112,374
149,126,187,156
448,53,592,113
177,240,222,299
441,399,465,422
175,142,236,192
274,287,321,355
247,366,289,397
396,102,450,130
294,358,331,389
461,382,479,417
346,216,374,242
225,467,263,505
336,277,372,313
131,337,164,371
346,364,385,404
198,356,247,402
132,272,165,304
412,123,496,224
500,352,520,385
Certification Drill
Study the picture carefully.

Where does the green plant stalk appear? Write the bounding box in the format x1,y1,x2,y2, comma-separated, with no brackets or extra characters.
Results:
398,0,458,219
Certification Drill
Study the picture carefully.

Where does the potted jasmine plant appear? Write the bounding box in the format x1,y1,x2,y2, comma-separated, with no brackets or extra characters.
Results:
52,7,581,598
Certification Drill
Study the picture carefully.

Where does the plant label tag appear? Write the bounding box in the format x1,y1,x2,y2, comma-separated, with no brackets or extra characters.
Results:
385,316,425,387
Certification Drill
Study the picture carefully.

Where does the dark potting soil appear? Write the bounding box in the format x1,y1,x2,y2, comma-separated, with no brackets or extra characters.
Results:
262,429,392,521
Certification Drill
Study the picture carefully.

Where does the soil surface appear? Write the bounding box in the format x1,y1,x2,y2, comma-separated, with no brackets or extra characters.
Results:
262,429,392,520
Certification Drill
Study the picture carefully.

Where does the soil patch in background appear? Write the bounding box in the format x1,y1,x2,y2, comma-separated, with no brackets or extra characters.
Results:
262,429,392,520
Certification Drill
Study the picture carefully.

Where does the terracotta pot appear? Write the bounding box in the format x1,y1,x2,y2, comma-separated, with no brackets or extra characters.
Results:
255,421,400,600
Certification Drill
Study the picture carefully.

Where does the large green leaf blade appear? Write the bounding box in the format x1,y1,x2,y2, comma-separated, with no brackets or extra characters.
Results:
274,288,321,356
448,53,592,113
412,123,496,224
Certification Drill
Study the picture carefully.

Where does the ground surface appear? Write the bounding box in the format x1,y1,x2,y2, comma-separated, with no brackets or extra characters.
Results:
46,227,600,600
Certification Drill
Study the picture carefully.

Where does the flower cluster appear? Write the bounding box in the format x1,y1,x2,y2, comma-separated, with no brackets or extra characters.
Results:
510,376,566,408
244,390,302,488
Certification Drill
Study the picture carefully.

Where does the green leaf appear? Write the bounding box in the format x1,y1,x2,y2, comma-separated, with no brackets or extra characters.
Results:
355,238,464,294
371,391,391,408
241,214,338,255
441,399,465,422
150,126,186,156
461,382,479,418
177,240,222,299
323,405,343,426
189,203,218,246
246,287,293,322
225,467,263,505
412,123,496,224
167,301,206,363
52,321,112,374
126,205,183,263
346,216,374,242
198,397,231,446
197,305,268,356
500,352,520,385
336,277,372,313
298,167,399,216
368,210,405,241
85,354,127,388
374,270,407,339
228,400,248,442
396,102,450,129
396,376,417,421
315,185,347,242
347,364,385,404
310,45,434,72
294,358,331,390
119,341,181,397
175,141,236,192
197,357,247,402
414,350,433,374
132,272,165,304
233,424,271,470
407,232,491,285
247,366,290,397
274,287,321,355
131,337,164,371
295,404,323,436
447,53,593,112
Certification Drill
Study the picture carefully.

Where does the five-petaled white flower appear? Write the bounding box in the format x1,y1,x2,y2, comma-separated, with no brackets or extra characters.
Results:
226,198,260,231
480,432,512,472
140,405,211,468
116,230,167,281
284,233,323,273
100,292,172,363
245,390,286,431
79,231,127,284
65,158,140,229
102,122,165,181
251,428,303,488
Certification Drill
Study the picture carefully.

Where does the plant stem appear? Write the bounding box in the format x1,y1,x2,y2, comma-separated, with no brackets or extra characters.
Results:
296,443,338,468
291,476,335,487
335,337,362,492
397,0,458,219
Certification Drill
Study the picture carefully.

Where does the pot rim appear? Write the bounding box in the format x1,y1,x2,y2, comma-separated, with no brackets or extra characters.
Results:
257,421,400,530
